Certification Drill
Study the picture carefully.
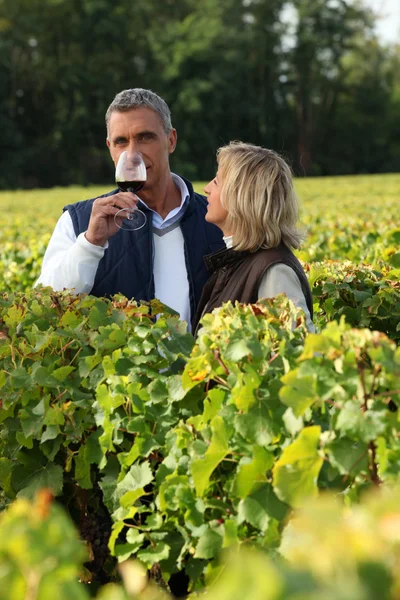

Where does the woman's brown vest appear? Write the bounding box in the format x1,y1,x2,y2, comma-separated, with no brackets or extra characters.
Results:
192,244,312,333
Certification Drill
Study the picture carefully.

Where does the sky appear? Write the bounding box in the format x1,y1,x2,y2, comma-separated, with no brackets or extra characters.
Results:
362,0,400,44
280,1,400,49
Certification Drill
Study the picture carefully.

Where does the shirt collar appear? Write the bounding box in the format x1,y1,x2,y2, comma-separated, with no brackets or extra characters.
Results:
137,173,189,229
223,235,233,249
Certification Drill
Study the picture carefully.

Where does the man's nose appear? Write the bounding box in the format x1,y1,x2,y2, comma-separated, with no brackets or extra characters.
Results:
127,142,141,160
127,138,140,153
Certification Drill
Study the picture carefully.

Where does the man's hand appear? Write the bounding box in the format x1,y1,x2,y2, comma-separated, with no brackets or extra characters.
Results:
85,192,139,246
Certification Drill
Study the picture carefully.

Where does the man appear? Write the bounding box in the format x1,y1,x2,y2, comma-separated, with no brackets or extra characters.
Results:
36,88,224,328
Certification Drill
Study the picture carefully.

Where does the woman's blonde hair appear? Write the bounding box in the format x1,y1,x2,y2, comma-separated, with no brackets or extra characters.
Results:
217,141,302,252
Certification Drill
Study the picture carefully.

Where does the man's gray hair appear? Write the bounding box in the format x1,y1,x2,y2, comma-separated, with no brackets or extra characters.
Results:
105,88,172,135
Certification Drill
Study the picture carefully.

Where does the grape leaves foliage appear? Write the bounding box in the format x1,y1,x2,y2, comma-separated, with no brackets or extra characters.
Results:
1,287,400,589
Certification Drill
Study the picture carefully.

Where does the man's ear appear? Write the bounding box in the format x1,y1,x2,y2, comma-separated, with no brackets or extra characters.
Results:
106,138,111,150
168,128,177,154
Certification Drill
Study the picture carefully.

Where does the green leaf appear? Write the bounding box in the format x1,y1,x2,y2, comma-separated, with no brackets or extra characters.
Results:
31,364,60,387
41,425,60,443
222,519,239,548
203,389,225,422
327,438,369,476
238,483,288,530
389,252,400,268
74,431,103,489
88,301,109,328
194,529,223,559
158,474,190,512
60,309,82,329
224,339,253,361
234,400,274,447
119,434,159,471
157,325,194,358
148,378,168,403
238,491,269,532
0,457,14,497
96,383,125,416
167,374,187,401
0,369,6,389
143,513,163,530
201,547,283,599
120,488,148,509
102,355,116,376
336,403,387,443
376,437,389,477
188,388,225,431
279,367,318,417
283,408,304,436
79,353,102,378
114,529,146,562
231,367,261,412
108,521,125,554
10,367,32,388
19,405,44,438
192,416,230,497
114,461,153,506
44,406,64,426
52,366,75,382
16,463,63,499
185,498,206,536
235,447,274,498
273,426,323,507
137,542,170,566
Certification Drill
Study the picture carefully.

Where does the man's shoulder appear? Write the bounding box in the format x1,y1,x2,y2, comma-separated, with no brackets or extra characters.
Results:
191,191,208,209
184,190,210,222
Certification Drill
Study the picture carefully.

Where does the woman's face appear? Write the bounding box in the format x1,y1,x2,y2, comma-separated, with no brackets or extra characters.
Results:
204,171,230,234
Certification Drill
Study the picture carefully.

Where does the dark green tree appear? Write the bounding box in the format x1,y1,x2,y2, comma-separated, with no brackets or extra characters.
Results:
0,0,398,188
282,0,375,174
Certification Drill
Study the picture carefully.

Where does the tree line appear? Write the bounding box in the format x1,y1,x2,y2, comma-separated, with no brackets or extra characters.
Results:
0,0,399,189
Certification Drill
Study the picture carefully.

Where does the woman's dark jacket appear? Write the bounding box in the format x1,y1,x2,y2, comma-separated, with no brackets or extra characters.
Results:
192,243,313,333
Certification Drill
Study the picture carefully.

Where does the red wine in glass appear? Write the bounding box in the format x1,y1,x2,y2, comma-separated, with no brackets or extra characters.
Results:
114,151,147,231
117,180,146,193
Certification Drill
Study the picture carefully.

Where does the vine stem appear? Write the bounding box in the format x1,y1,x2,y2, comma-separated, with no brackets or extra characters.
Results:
358,363,369,412
324,398,341,409
211,375,231,389
358,361,381,486
214,350,229,375
50,293,63,316
374,389,400,398
69,346,82,365
80,488,87,526
60,338,77,353
53,389,68,403
369,441,382,487
268,352,280,365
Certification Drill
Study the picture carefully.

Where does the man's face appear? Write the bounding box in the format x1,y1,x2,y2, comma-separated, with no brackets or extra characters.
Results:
106,107,177,192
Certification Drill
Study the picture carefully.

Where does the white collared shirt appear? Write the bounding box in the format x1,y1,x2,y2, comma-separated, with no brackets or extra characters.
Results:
35,174,192,325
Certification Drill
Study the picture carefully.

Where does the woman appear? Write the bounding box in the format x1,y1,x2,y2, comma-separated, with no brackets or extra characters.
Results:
192,141,314,334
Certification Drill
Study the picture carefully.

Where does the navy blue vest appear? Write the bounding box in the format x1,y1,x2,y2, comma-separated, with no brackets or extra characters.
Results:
63,177,224,316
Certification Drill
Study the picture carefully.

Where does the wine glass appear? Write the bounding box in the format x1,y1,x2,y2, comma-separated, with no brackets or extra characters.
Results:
114,151,147,231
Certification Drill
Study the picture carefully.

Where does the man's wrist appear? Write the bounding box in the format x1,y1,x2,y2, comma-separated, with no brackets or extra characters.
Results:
84,232,108,247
